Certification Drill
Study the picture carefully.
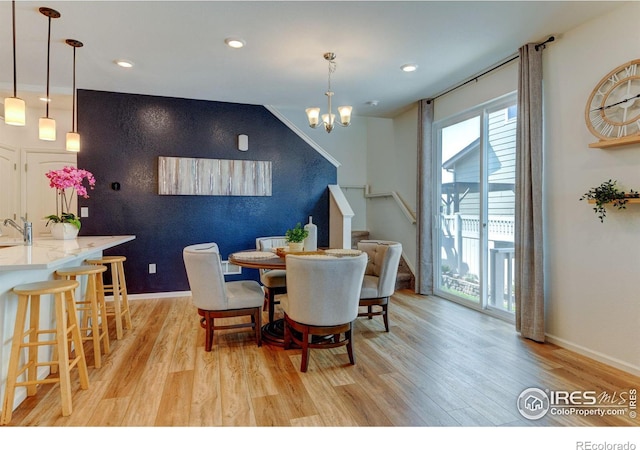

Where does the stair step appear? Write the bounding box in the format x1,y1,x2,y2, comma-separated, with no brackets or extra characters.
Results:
351,230,369,248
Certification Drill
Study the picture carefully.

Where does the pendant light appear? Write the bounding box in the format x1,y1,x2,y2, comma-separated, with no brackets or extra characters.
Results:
38,7,60,141
65,39,83,152
4,1,25,126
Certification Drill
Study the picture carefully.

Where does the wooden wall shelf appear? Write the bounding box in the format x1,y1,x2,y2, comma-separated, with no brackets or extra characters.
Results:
589,135,640,149
587,198,640,204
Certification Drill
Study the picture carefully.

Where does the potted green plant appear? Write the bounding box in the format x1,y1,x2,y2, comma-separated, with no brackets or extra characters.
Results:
579,179,639,223
285,222,309,252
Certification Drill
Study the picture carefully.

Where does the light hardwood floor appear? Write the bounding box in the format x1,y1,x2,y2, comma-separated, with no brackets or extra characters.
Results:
4,290,640,427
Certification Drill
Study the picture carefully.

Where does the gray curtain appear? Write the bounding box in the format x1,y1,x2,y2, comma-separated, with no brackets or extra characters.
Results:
515,43,545,342
416,99,434,295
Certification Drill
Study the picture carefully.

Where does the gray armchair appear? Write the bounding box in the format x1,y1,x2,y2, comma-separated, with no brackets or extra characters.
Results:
255,236,288,322
356,240,403,332
183,243,263,350
281,253,367,372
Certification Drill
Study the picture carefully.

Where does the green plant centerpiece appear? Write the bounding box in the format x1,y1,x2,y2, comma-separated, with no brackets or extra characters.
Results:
285,222,309,252
285,222,309,243
580,179,639,223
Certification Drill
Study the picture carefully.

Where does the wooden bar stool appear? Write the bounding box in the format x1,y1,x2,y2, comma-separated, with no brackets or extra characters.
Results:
1,280,90,425
85,256,132,339
55,265,110,368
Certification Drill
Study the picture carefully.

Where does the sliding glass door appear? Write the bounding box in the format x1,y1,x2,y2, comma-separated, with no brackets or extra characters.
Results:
434,93,517,318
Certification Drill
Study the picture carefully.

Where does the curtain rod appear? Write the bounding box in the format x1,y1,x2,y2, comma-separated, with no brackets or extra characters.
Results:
431,35,555,101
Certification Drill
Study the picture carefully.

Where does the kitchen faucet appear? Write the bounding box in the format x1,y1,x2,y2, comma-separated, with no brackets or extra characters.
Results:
3,217,32,246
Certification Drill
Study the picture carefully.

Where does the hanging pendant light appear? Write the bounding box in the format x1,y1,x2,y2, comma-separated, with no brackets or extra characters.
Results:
4,1,25,126
305,52,352,133
65,39,83,152
38,7,60,141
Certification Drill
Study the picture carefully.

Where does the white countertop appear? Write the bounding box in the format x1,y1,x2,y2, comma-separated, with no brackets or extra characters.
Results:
0,235,135,271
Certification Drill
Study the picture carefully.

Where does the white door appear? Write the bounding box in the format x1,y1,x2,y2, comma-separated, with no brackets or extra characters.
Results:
0,145,19,238
24,151,77,237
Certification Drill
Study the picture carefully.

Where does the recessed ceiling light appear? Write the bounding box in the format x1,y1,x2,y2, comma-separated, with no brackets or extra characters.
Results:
115,59,134,68
401,63,418,72
225,38,245,49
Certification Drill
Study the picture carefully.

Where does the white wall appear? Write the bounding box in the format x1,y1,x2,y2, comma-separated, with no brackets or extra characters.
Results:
433,61,518,121
543,2,640,375
365,109,418,271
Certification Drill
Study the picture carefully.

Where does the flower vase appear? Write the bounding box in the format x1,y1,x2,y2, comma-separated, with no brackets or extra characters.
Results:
50,223,79,240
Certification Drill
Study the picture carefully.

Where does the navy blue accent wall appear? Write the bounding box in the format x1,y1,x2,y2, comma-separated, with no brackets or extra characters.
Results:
77,90,336,294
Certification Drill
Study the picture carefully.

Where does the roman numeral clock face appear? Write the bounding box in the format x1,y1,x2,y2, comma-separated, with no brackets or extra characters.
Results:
585,59,640,140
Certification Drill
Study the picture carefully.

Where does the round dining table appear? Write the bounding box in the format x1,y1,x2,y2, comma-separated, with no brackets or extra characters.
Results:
228,250,286,271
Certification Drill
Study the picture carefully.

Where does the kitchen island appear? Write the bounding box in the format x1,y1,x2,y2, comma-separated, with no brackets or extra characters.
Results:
0,235,135,418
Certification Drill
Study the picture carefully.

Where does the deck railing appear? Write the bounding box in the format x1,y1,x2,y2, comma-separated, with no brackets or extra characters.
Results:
440,214,515,313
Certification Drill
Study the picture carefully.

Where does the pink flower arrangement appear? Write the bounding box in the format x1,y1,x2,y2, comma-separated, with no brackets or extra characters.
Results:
44,166,96,229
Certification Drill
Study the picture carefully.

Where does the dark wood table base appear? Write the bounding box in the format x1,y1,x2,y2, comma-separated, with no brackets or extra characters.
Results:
262,319,287,346
261,319,338,348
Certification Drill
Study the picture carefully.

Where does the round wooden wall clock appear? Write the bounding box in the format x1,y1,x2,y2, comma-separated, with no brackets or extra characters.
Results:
585,59,640,141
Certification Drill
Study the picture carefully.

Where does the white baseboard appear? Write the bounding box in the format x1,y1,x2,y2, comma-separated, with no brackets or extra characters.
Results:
104,291,191,301
545,333,640,377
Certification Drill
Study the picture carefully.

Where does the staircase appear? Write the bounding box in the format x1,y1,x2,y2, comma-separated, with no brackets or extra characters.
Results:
351,231,415,291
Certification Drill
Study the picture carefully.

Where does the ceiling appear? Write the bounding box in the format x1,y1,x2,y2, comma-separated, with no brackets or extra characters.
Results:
0,1,624,119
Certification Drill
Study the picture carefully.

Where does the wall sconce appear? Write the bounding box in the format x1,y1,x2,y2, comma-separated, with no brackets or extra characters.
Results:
65,39,83,152
38,7,60,141
4,1,25,126
238,134,248,151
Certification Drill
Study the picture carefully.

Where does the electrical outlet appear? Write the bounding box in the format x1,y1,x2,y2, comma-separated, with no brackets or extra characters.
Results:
149,263,156,274
80,207,89,218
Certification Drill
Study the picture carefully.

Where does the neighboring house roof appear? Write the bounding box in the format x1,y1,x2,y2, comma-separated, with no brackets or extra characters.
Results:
443,138,480,171
441,137,513,194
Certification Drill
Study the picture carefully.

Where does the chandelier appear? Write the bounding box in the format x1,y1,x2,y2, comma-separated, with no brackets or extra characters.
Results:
305,52,352,133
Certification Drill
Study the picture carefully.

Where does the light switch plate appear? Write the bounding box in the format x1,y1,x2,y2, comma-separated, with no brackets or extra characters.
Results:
80,207,89,217
238,134,248,151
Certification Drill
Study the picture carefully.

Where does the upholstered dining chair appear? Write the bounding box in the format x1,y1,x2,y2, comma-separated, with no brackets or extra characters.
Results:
356,240,402,332
282,252,367,372
183,243,263,350
255,236,288,322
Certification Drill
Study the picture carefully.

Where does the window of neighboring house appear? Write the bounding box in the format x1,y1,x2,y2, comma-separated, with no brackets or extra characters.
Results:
433,92,517,320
